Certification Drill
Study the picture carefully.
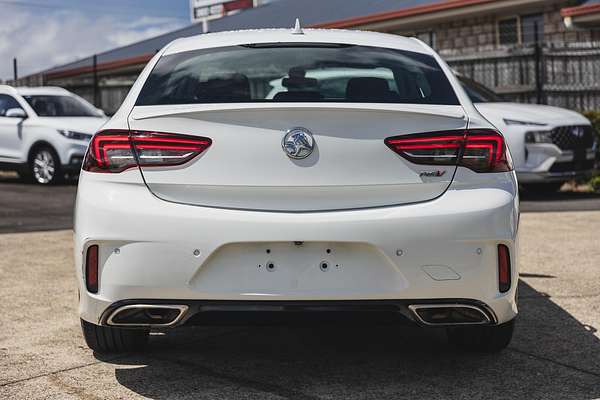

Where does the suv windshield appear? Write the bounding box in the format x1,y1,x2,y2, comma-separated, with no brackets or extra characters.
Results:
23,95,101,117
459,77,503,103
136,44,459,105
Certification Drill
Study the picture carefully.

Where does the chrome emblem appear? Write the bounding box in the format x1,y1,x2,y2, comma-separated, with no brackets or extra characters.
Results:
420,170,446,177
571,127,585,138
282,127,314,159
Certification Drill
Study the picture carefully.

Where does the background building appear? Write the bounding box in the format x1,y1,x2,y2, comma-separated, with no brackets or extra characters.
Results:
10,0,600,114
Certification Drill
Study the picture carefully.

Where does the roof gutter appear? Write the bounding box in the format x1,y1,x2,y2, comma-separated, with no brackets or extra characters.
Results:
45,53,154,80
562,3,600,29
311,0,563,31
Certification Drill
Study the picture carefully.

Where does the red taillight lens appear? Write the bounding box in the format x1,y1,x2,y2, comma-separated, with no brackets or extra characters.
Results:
83,130,212,173
498,244,512,293
85,245,99,294
384,129,513,173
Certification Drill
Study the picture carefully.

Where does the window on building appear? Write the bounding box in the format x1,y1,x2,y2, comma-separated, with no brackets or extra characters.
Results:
0,94,24,117
497,13,544,46
415,31,436,48
522,14,544,44
498,17,519,45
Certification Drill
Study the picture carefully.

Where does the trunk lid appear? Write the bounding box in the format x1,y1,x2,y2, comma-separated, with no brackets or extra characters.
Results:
129,104,466,212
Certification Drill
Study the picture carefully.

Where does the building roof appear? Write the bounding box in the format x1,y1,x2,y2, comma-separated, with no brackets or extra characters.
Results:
562,0,600,17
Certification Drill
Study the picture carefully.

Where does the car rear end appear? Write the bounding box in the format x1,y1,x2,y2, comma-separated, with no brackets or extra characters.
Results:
74,29,519,353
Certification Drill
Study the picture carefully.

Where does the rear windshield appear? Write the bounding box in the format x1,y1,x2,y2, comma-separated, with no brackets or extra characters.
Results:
459,77,503,103
136,44,459,106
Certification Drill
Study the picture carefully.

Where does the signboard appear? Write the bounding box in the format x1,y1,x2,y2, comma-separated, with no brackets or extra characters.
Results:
190,0,254,22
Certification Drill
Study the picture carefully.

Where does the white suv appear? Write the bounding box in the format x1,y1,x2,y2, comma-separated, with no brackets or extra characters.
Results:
75,29,519,354
458,77,597,192
0,85,107,184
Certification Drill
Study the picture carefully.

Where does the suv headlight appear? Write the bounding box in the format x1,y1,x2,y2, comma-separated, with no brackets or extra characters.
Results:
525,130,553,144
57,129,92,141
504,119,547,127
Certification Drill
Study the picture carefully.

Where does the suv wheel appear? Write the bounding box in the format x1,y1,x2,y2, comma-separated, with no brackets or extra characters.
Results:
29,146,62,185
81,319,149,354
446,319,515,353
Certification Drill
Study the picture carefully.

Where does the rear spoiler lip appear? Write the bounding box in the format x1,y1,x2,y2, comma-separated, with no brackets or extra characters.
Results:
129,103,466,121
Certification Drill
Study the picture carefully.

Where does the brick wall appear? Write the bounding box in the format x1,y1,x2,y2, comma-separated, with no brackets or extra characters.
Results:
394,2,600,55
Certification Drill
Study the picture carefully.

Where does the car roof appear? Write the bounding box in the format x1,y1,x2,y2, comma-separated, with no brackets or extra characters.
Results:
164,28,429,56
15,86,72,96
0,85,73,97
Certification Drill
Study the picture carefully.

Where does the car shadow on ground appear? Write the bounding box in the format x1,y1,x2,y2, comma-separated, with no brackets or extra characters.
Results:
95,281,600,399
520,190,600,202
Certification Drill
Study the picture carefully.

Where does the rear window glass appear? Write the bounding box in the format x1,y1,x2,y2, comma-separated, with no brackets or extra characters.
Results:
136,44,459,106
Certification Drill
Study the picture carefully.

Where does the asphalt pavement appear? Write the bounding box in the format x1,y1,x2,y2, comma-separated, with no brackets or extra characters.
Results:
0,212,599,399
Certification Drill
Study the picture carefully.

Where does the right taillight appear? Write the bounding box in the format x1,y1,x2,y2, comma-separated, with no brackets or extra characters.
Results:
385,129,512,173
83,130,212,173
85,245,99,294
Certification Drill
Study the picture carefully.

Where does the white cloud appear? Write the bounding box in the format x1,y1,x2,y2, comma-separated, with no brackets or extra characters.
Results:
0,5,186,81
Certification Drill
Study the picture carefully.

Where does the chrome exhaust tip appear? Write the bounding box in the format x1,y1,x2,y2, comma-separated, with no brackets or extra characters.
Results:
106,304,188,327
408,304,492,326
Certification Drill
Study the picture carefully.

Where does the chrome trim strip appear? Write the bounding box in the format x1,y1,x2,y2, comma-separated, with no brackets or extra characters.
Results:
408,303,492,326
106,304,188,327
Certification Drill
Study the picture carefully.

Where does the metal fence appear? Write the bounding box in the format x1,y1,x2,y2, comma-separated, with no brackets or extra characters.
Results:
446,43,600,112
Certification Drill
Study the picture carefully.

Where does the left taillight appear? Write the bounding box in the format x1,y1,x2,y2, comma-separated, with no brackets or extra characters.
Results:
83,130,212,173
384,129,513,173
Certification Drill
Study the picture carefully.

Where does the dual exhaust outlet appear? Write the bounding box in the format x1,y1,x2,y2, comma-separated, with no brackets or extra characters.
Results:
106,302,493,327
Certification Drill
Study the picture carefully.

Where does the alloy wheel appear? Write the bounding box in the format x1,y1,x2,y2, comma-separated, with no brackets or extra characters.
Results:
32,150,56,184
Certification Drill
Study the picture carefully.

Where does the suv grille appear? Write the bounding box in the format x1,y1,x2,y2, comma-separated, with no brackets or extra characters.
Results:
551,126,595,150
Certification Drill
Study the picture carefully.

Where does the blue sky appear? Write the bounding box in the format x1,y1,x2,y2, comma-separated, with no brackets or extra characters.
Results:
0,0,192,80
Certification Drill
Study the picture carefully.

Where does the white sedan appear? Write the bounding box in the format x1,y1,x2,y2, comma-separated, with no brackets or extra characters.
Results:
75,28,519,354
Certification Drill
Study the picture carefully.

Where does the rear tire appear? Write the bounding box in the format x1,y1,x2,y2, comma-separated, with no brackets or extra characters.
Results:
81,319,149,354
446,319,515,353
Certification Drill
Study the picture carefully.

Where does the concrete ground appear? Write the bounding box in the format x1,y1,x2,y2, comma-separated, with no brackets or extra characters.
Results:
0,212,599,399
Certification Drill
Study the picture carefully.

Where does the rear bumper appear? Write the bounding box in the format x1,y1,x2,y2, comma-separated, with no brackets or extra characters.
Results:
517,168,594,183
517,145,596,183
74,169,519,326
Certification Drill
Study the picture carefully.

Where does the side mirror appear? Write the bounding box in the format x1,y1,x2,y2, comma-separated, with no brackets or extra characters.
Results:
96,108,106,117
5,108,27,119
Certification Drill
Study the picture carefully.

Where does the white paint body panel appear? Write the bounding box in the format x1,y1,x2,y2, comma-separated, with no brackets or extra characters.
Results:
130,104,466,211
74,29,519,326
